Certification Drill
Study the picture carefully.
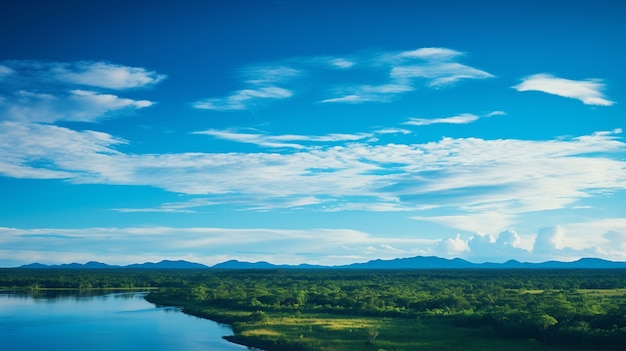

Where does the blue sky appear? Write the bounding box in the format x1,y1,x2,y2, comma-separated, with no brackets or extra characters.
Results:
1,0,625,266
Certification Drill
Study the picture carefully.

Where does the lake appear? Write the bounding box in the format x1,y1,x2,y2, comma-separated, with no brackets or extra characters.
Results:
0,290,254,351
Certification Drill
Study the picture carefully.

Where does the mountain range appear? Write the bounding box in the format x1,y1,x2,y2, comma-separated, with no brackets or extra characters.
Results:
17,256,626,269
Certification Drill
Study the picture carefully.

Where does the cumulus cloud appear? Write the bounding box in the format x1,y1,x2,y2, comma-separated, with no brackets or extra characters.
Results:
533,226,566,254
513,73,614,106
436,234,469,257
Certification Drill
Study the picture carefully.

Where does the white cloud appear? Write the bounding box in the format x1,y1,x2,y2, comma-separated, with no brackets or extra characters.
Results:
0,121,127,180
0,89,153,123
193,47,493,108
1,120,625,219
533,225,566,253
0,226,437,266
0,60,161,123
193,86,293,110
485,110,506,117
0,65,14,79
513,73,614,106
194,129,374,148
192,65,298,111
391,62,493,88
436,234,469,257
1,60,165,90
51,61,166,89
413,212,516,235
329,58,355,69
113,198,217,213
397,47,463,60
1,221,625,266
404,113,480,126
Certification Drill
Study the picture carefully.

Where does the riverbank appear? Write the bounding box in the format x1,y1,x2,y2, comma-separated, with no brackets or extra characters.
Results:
144,291,553,351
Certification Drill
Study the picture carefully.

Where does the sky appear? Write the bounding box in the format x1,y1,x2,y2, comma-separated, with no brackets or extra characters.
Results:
1,0,625,267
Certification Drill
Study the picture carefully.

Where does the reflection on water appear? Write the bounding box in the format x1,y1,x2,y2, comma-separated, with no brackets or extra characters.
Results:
0,290,252,351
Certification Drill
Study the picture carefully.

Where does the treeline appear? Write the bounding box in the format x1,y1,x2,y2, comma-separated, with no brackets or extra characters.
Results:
2,268,625,350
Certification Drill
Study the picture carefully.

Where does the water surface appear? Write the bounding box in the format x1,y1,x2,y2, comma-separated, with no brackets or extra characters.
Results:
0,290,252,351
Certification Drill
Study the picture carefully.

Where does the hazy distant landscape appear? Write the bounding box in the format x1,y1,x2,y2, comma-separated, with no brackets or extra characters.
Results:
16,255,626,269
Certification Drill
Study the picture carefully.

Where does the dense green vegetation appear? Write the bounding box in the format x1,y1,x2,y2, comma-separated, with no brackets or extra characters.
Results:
1,268,624,350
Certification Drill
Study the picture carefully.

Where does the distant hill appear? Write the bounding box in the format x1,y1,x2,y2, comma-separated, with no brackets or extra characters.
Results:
17,256,626,269
209,256,626,269
19,260,208,269
125,260,209,269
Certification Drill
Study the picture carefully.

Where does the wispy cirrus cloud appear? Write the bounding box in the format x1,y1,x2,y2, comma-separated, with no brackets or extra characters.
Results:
114,198,217,213
192,47,494,109
193,129,377,148
0,60,162,123
1,89,153,123
1,60,166,90
1,116,624,220
192,65,298,111
192,86,293,111
322,47,493,103
49,61,166,89
404,113,479,126
513,73,614,106
404,111,504,126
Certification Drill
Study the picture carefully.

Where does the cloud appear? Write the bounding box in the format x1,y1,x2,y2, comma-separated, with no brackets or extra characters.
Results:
1,119,625,219
0,226,437,266
436,234,469,256
192,86,293,111
485,110,506,117
50,61,166,89
390,62,493,88
322,48,493,103
329,58,355,69
2,220,625,267
404,113,479,126
192,65,298,111
397,47,464,60
113,198,217,213
0,60,162,123
1,60,166,90
533,225,566,254
0,89,153,123
513,73,614,106
403,111,505,127
0,121,127,180
0,65,14,79
194,129,375,148
192,47,494,108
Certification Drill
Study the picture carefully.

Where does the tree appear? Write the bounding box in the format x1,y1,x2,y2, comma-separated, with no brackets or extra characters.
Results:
538,314,558,345
366,326,379,344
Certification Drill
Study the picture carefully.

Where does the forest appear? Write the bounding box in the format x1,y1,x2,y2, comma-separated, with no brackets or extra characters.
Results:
1,268,625,351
